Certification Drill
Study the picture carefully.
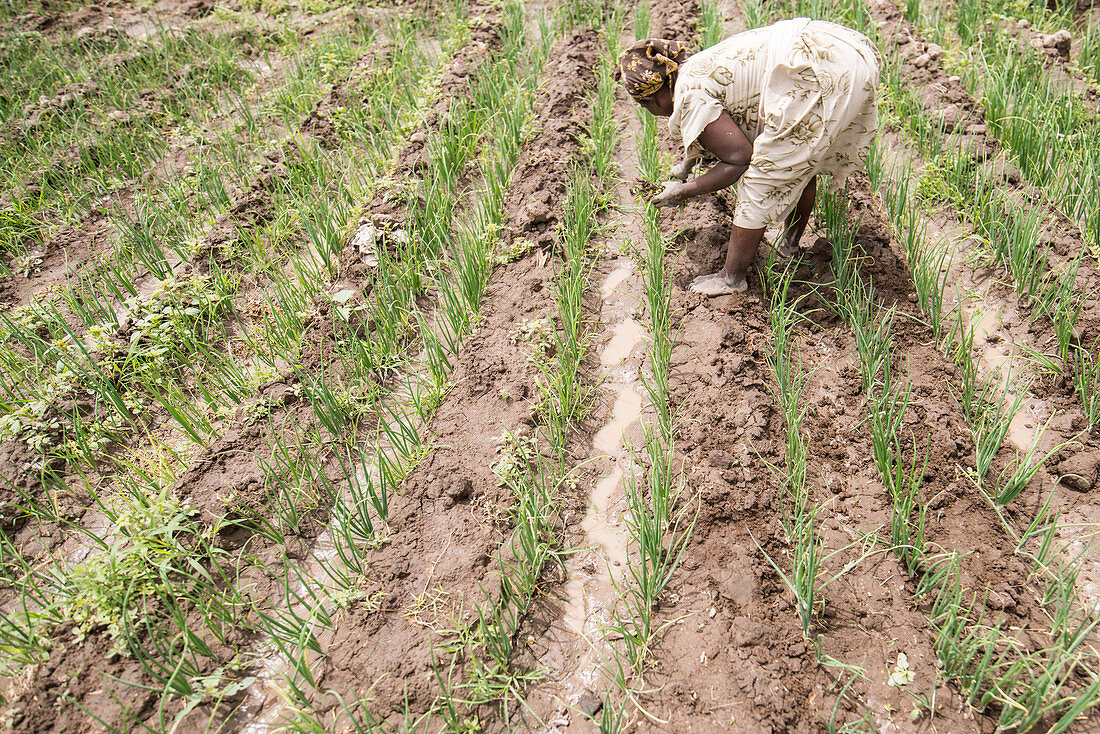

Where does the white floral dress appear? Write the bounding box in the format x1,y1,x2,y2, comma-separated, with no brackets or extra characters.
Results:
669,18,880,229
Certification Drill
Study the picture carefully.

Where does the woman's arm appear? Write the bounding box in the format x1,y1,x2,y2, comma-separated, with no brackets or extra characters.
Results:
653,111,753,206
678,160,748,198
670,153,699,181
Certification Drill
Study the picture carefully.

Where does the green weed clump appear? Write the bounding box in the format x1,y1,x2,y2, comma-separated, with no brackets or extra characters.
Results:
0,275,229,472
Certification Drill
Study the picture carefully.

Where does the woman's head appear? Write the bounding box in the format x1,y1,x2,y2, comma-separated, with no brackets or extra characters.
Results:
614,38,691,115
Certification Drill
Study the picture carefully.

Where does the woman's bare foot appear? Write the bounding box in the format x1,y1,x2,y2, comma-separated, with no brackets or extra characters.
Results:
689,271,748,295
778,233,801,258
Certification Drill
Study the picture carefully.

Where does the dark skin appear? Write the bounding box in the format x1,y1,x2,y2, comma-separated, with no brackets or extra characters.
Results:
638,76,817,294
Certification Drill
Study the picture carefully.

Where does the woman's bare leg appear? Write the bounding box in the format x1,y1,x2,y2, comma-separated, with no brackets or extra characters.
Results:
783,175,818,253
689,177,815,296
690,224,766,295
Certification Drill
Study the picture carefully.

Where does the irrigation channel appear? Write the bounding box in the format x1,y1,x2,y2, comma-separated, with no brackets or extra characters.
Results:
7,0,1100,728
549,246,649,718
876,144,1048,455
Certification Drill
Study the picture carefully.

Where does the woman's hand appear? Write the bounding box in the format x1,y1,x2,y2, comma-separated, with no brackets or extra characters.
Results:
651,181,688,208
670,158,696,182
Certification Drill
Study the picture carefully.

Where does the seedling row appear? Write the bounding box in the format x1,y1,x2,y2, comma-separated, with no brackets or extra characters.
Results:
4,0,1100,729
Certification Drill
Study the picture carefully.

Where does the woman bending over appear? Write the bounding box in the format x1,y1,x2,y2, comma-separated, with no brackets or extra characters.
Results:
618,19,880,295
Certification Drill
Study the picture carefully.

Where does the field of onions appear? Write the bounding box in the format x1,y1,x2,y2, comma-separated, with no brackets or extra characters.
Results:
2,0,1100,730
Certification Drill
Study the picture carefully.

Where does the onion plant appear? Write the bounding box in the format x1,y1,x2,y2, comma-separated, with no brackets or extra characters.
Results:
0,11,467,727
538,46,618,450
636,108,663,185
850,284,897,398
885,435,930,576
743,0,769,29
879,46,1100,425
962,34,1100,260
700,0,726,48
641,205,674,444
915,552,1011,706
756,512,821,636
1082,18,1100,86
994,418,1068,506
634,0,652,37
1037,254,1085,366
261,3,570,724
0,24,255,267
971,378,1026,483
1072,344,1100,428
846,255,931,577
756,0,873,33
870,29,1100,717
755,259,883,638
614,192,693,671
539,170,599,453
818,187,860,319
917,549,1100,731
865,146,950,342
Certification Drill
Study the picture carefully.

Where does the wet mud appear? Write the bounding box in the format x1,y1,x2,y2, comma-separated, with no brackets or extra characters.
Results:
6,0,1100,730
237,24,607,730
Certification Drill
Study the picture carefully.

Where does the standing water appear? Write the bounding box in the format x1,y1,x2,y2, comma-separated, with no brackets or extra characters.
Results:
542,252,651,721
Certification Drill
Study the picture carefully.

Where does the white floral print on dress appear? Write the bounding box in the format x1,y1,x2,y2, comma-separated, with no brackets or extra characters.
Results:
669,18,881,229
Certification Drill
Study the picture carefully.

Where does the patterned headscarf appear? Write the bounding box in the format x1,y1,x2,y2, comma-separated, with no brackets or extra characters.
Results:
615,39,691,99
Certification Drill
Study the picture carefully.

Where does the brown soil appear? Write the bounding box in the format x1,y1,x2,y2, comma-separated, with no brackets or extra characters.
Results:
287,25,607,729
6,0,1100,730
652,0,700,40
872,0,1100,478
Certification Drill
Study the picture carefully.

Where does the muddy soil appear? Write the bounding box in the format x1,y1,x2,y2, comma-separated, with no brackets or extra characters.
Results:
854,183,1100,727
301,250,556,726
617,192,954,732
627,174,1096,733
0,8,474,731
231,25,607,730
644,230,840,733
565,2,1100,730
873,0,1100,535
7,0,1100,730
